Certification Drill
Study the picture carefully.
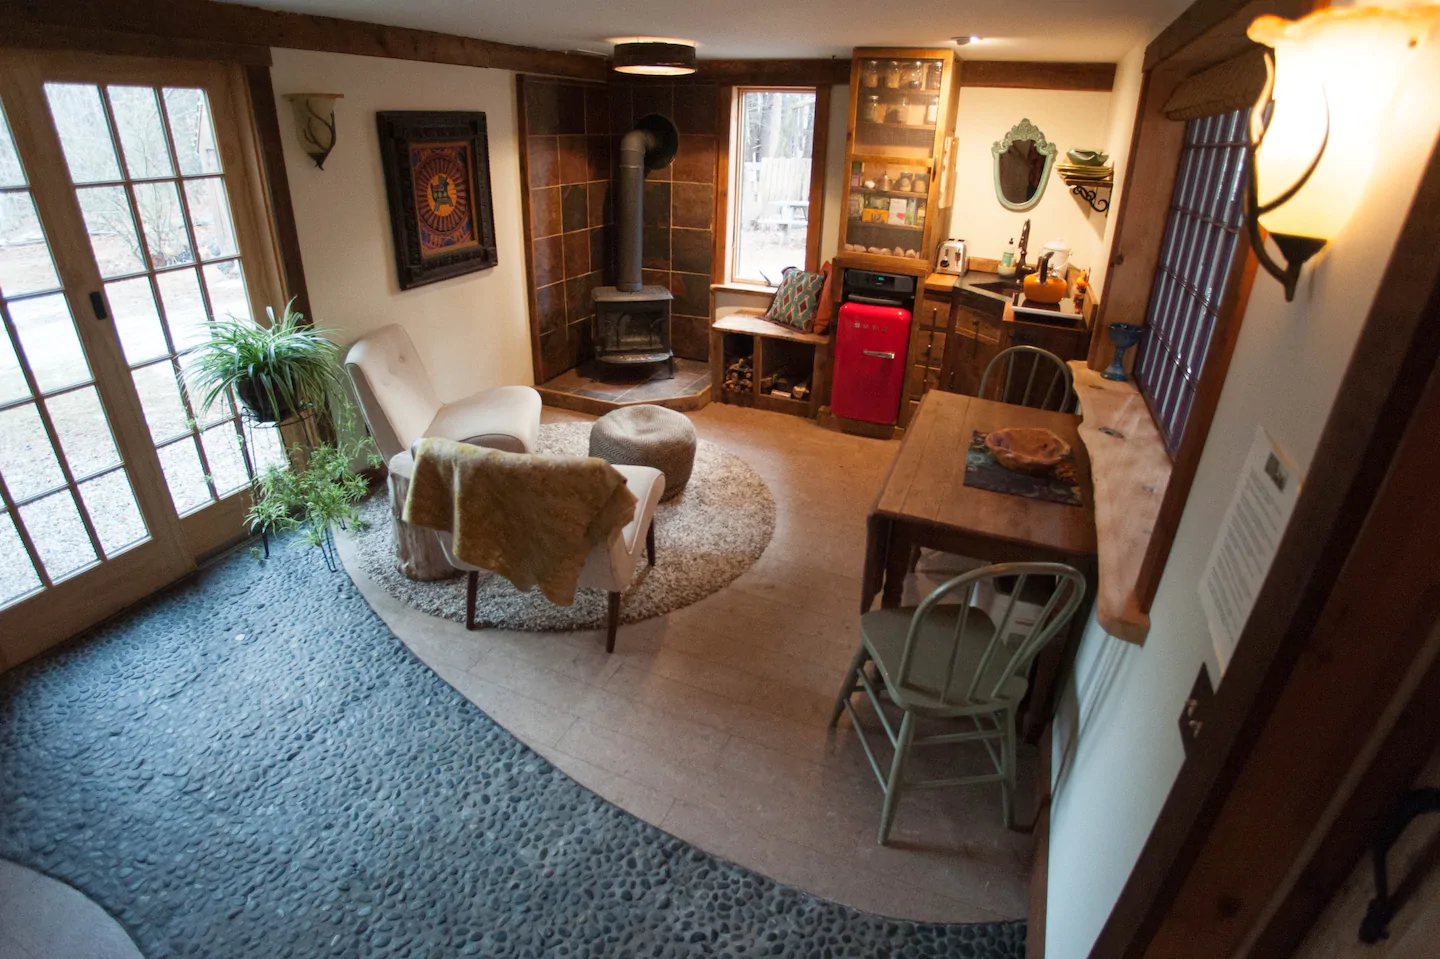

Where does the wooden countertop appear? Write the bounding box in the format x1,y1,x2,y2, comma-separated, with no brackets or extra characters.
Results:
1067,361,1172,644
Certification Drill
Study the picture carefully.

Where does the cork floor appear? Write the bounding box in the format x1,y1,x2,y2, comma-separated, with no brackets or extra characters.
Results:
336,402,1035,924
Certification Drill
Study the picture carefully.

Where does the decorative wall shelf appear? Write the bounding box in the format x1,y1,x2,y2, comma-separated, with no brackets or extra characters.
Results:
1059,173,1114,214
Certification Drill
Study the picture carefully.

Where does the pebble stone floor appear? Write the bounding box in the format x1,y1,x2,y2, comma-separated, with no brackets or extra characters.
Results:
0,525,1026,957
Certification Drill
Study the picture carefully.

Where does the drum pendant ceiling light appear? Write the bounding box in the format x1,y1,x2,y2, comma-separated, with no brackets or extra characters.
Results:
612,38,698,76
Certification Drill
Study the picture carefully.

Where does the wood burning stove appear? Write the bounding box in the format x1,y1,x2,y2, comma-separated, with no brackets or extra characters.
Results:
592,114,679,377
593,286,675,376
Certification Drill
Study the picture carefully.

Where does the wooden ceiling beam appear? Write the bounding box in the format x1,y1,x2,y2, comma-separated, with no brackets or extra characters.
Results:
960,60,1116,92
3,0,609,79
689,59,851,87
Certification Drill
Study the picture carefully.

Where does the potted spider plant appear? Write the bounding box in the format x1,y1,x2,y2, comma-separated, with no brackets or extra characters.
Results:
189,300,379,570
245,437,378,572
187,299,347,427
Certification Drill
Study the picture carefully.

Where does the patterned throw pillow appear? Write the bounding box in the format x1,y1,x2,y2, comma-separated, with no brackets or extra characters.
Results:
764,267,827,333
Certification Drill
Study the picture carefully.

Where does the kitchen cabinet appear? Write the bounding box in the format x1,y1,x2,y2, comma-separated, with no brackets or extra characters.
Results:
946,302,1005,397
838,48,962,273
1001,303,1092,367
898,273,1091,425
899,277,956,427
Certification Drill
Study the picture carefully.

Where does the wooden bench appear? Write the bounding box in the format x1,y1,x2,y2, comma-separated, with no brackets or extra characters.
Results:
710,309,830,418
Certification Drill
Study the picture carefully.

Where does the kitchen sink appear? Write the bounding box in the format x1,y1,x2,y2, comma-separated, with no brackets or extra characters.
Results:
968,280,1022,295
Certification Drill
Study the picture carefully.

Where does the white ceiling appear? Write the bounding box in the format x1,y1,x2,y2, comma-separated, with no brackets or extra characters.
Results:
220,0,1195,62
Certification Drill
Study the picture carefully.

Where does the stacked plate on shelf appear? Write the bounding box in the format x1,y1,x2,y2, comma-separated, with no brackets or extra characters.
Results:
1057,150,1112,182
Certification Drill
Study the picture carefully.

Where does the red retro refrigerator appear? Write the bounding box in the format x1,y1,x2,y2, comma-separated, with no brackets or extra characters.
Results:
831,301,912,424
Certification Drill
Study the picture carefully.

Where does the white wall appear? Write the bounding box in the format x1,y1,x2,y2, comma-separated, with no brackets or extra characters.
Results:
944,86,1112,274
1089,43,1147,297
1044,35,1440,959
268,48,534,403
819,84,849,265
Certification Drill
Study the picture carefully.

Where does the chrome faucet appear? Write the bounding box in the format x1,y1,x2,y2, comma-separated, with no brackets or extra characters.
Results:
1015,219,1033,279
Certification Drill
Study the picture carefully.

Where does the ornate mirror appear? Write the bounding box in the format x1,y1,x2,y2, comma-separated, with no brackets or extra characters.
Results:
992,118,1056,212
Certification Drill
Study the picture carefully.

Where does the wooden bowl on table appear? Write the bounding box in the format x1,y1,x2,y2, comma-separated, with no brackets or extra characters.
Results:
986,428,1070,476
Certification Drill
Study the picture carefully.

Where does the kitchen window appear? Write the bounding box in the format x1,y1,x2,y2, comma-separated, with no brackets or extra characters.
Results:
727,88,820,286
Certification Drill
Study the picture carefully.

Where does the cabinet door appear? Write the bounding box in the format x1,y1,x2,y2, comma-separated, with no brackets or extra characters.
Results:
905,326,946,405
918,295,950,331
1004,321,1090,363
944,304,1002,396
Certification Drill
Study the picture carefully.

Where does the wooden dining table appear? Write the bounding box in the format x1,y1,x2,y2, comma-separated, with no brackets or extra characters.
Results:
861,390,1098,740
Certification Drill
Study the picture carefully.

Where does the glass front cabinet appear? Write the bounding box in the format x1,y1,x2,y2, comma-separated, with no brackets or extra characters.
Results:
839,48,961,269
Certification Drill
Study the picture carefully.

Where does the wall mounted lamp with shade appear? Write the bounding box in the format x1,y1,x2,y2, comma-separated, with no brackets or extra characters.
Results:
283,93,343,170
1246,3,1440,300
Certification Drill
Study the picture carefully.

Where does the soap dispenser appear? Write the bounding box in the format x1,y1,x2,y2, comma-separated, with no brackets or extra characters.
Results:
998,238,1018,278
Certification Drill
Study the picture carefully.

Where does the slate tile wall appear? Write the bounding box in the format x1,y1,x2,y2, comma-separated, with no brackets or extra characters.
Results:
520,76,719,382
520,77,612,384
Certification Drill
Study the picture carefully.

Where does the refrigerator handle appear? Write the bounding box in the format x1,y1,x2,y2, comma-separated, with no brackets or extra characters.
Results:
862,350,896,360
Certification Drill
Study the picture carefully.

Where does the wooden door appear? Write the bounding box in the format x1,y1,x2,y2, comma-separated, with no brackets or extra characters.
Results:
0,50,285,668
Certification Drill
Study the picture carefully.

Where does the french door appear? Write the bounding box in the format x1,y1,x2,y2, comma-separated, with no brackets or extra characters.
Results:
0,50,287,668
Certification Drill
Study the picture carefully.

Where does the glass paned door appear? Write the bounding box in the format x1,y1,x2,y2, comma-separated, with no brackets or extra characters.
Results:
0,50,285,668
44,80,287,516
0,98,150,608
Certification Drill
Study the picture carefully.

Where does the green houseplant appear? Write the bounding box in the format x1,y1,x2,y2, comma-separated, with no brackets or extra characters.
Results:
187,298,348,425
246,437,378,571
189,301,379,570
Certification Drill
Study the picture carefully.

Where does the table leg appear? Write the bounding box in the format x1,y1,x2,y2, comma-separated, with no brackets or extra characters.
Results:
1020,559,1096,743
882,526,912,609
861,514,891,613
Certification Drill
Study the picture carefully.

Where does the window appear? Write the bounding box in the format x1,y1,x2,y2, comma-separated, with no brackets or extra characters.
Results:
728,89,817,286
1133,107,1250,452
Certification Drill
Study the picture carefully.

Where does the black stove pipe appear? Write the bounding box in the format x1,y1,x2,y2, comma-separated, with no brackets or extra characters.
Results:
617,114,679,292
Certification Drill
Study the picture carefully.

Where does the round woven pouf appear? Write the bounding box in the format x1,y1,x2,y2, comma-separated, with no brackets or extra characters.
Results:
588,405,697,502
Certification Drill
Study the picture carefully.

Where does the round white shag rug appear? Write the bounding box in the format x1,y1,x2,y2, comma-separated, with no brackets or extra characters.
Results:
351,421,776,630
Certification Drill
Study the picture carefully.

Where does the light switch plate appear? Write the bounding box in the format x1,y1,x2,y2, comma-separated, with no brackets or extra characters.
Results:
1178,665,1215,758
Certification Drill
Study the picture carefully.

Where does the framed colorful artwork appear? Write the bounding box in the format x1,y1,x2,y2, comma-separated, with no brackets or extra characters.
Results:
376,111,498,290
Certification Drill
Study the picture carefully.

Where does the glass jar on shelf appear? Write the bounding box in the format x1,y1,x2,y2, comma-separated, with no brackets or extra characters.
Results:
925,95,939,125
884,61,901,89
888,97,906,124
863,94,883,123
861,60,879,88
895,172,913,192
926,61,943,90
905,60,924,89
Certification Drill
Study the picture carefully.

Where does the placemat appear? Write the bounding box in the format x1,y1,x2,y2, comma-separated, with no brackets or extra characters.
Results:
964,430,1083,507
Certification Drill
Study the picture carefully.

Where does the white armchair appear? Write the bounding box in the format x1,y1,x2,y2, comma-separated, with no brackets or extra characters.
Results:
345,324,541,461
399,449,664,653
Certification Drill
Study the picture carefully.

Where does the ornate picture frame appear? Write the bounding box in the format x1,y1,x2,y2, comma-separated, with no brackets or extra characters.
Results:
376,111,498,290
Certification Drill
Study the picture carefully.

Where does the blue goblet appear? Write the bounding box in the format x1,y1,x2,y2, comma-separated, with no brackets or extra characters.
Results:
1104,323,1143,382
